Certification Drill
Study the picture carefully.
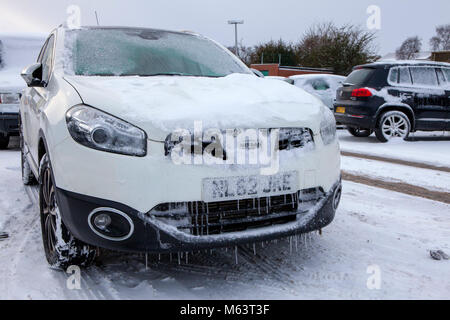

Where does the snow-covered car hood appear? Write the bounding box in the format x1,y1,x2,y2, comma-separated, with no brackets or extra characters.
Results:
64,73,324,141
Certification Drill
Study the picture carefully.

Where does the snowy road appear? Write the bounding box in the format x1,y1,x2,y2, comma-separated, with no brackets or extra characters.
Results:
0,136,449,299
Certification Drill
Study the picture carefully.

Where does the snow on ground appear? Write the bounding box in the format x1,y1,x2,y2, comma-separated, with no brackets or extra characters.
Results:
0,138,449,299
338,130,450,168
341,156,450,193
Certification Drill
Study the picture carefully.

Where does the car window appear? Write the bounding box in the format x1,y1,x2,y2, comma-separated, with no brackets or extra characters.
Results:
436,68,446,85
442,68,450,82
40,35,55,84
310,79,330,91
345,68,375,86
389,67,398,83
398,67,412,85
37,38,49,63
410,67,438,87
65,28,250,77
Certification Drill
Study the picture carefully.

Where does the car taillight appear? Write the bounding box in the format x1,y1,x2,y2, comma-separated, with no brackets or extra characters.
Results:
351,88,373,97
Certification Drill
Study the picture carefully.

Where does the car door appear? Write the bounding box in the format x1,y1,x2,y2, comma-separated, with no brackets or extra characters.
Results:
439,67,450,130
27,34,55,163
409,66,447,131
22,37,48,161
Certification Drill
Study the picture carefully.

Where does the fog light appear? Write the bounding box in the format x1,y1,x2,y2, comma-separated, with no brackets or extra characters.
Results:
88,207,134,241
93,213,111,230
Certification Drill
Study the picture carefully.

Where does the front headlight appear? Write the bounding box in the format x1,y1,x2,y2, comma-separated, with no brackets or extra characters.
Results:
66,105,147,156
320,107,337,145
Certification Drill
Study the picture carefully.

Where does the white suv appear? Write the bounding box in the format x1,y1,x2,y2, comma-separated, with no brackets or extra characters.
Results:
20,26,341,269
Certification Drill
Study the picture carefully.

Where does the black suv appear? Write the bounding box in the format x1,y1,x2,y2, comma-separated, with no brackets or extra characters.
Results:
334,61,450,142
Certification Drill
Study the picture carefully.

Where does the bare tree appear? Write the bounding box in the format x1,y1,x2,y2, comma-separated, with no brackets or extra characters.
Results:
296,22,379,75
430,24,450,51
249,39,298,66
227,42,254,66
396,36,422,60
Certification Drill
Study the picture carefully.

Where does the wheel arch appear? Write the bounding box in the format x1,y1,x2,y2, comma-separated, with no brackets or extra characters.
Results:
375,103,415,131
38,130,50,166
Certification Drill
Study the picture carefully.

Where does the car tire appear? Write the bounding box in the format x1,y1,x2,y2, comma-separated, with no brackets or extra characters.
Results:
0,134,9,149
39,153,97,270
347,127,373,137
375,111,411,143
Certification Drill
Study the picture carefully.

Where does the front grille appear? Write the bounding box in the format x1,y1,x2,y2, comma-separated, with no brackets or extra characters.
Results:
150,187,324,236
164,127,315,158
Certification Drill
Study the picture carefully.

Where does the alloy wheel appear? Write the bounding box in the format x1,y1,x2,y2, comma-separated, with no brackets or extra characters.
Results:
381,115,408,140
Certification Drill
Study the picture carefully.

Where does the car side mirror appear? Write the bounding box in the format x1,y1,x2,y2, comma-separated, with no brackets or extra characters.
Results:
250,68,265,78
21,63,44,87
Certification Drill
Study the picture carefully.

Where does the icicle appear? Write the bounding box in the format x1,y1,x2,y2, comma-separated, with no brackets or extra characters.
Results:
169,253,172,262
234,246,238,265
177,252,181,265
185,252,188,264
145,253,148,270
295,235,298,252
158,253,161,262
253,243,256,256
289,236,292,254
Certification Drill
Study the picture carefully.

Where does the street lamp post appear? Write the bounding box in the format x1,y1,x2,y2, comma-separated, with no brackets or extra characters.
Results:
228,20,244,57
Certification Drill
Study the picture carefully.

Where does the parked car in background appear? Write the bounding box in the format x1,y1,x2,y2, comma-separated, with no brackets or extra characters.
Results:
20,26,341,269
290,74,346,110
0,34,44,148
265,76,294,85
334,61,450,142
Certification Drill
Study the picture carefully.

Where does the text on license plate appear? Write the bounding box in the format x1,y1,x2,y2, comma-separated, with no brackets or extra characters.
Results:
202,171,298,203
336,107,345,113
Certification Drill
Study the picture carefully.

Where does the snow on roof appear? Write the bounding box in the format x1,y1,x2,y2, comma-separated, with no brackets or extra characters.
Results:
379,51,432,61
363,60,450,68
289,74,345,80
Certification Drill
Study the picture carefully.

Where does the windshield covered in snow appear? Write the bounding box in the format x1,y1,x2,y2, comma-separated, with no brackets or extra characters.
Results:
65,28,251,77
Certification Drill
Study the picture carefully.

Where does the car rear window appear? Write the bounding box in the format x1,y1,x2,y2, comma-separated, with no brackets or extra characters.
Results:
344,68,375,86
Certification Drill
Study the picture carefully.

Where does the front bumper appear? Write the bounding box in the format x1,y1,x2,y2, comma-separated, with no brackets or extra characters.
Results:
56,179,341,253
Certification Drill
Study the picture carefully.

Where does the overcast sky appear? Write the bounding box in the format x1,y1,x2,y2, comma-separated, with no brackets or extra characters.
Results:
1,0,449,55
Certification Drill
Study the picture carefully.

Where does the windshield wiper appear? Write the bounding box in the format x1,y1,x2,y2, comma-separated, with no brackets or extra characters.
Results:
125,72,195,77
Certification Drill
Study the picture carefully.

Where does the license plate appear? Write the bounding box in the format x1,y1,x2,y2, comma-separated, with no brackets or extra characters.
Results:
336,107,345,113
202,171,298,203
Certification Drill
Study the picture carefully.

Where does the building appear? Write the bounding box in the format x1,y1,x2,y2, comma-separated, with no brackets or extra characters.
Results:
250,63,333,77
431,51,450,63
